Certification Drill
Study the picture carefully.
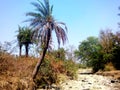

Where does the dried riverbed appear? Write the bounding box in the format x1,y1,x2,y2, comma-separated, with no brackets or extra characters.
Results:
60,69,120,90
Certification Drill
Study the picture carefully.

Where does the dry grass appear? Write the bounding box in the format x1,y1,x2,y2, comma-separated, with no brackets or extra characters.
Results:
0,53,37,90
0,53,79,89
96,63,120,80
104,62,116,71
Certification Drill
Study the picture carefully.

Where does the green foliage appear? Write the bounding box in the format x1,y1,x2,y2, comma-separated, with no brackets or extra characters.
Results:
75,36,104,72
51,48,66,60
75,30,120,72
64,60,79,79
17,26,33,44
112,46,120,69
34,53,79,88
35,58,56,88
100,30,120,70
17,26,33,57
111,32,120,69
77,63,87,68
75,36,100,62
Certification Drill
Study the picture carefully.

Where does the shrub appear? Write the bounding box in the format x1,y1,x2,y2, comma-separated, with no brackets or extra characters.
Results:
104,62,116,71
34,56,63,88
63,60,79,79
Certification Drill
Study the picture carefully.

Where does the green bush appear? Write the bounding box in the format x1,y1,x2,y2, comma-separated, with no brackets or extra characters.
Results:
34,57,79,88
34,58,56,88
64,60,79,79
89,58,105,73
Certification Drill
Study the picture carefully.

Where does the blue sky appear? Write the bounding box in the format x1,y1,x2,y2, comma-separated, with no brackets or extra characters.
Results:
0,0,120,49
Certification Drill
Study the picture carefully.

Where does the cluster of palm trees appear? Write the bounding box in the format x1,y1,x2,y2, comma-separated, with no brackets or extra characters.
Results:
17,0,68,79
17,26,33,57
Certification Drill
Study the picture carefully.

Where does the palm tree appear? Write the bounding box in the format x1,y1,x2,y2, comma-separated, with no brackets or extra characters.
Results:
17,26,33,57
17,26,24,56
26,0,68,79
23,27,33,57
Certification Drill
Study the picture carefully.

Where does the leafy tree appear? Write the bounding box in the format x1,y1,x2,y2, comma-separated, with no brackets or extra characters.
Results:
75,36,103,72
111,31,120,69
75,37,100,63
26,0,68,79
17,26,33,57
99,29,120,69
99,29,114,62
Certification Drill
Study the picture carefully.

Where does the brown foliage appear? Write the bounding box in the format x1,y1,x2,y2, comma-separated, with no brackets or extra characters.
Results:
51,60,65,73
0,53,37,89
0,52,78,89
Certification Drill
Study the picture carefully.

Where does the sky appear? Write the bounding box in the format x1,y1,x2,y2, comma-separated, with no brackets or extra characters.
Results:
0,0,120,50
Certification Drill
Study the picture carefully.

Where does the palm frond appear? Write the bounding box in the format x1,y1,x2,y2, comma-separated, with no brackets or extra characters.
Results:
50,5,53,15
31,1,47,17
57,22,68,32
26,12,42,18
55,25,67,45
30,3,41,17
26,0,68,49
44,0,50,14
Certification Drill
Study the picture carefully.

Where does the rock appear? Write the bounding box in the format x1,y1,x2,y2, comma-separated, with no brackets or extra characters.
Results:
88,82,92,84
82,79,86,82
111,80,115,83
66,83,68,85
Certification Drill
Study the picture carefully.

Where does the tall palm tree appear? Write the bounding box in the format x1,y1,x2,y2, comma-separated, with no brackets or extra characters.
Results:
26,0,68,79
17,26,33,57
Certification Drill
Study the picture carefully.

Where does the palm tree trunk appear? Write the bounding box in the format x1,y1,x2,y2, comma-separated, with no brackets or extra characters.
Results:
25,44,29,57
32,29,51,79
19,44,22,56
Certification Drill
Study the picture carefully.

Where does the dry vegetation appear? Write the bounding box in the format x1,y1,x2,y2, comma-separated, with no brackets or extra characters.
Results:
0,52,78,90
0,52,120,90
0,53,37,90
96,62,120,80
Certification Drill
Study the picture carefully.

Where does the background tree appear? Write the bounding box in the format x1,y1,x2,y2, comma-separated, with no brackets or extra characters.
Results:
26,0,68,79
111,31,120,69
99,29,114,62
0,42,11,54
17,26,23,56
99,29,120,70
75,36,103,72
66,45,76,61
17,26,33,57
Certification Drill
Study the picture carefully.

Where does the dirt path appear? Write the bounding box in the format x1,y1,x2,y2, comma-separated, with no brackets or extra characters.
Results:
60,69,120,90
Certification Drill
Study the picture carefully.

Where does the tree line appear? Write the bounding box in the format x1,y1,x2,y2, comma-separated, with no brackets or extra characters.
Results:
75,29,120,72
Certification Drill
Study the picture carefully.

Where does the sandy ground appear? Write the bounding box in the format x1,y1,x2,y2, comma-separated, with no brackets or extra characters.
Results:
60,69,120,90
